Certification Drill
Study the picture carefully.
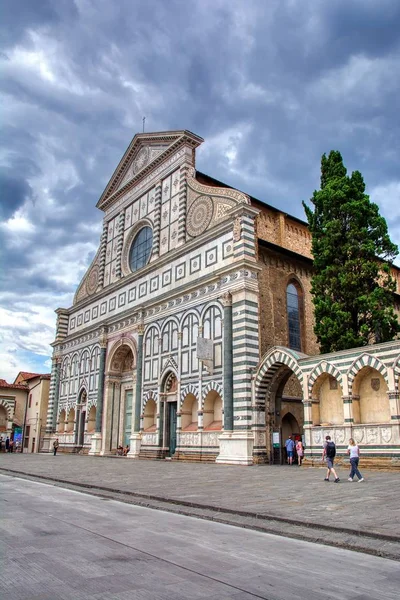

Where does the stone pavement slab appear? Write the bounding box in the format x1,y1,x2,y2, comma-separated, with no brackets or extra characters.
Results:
1,453,399,556
2,475,400,600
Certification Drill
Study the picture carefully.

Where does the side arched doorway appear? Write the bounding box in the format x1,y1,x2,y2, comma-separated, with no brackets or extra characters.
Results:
75,389,87,447
160,371,178,457
254,347,306,464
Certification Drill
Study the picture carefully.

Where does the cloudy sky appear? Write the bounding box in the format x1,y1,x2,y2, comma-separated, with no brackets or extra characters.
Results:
1,0,400,382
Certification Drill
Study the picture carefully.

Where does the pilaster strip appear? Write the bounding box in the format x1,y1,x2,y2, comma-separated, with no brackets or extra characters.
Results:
152,182,162,258
134,326,144,432
95,346,107,433
98,222,108,288
115,211,125,279
222,293,233,430
178,164,190,244
45,357,60,433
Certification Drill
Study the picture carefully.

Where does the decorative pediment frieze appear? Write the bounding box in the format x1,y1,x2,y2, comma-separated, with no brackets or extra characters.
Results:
97,130,203,212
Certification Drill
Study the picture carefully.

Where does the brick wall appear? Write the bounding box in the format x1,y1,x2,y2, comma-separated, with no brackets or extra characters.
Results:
257,247,319,357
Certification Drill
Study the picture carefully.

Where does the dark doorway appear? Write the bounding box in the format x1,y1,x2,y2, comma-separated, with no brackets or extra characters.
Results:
78,410,85,446
168,402,177,457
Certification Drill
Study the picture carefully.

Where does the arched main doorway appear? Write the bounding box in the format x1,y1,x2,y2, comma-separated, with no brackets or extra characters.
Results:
254,347,305,464
106,341,136,453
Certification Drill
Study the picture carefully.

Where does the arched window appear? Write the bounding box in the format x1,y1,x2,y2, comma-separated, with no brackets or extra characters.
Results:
287,283,301,351
129,226,153,272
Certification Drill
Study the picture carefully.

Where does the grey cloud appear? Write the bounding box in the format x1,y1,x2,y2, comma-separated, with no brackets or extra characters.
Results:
0,0,400,376
0,171,33,218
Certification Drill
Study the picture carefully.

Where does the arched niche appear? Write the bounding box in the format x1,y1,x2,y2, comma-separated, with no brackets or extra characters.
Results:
311,373,343,426
203,390,222,430
143,399,157,431
353,367,390,424
181,394,198,431
87,406,96,432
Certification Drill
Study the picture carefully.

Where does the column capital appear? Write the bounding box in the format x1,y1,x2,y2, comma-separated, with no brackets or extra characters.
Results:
221,292,233,307
137,323,145,336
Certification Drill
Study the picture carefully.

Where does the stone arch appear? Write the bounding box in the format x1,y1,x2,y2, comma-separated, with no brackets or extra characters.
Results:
347,353,389,393
254,347,304,404
0,399,13,421
202,381,223,406
180,383,199,407
180,308,201,328
200,301,223,324
143,390,158,409
308,361,343,396
254,346,306,465
144,323,161,339
106,338,137,375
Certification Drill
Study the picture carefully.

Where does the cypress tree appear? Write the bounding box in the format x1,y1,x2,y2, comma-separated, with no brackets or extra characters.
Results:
303,151,399,353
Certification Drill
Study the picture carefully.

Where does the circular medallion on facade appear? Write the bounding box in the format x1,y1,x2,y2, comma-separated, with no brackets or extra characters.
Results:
133,147,149,174
86,265,99,296
186,196,213,237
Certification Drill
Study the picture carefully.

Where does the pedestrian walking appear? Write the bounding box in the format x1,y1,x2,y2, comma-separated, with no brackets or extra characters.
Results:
5,437,10,452
347,438,364,482
9,438,14,453
285,435,295,465
0,437,4,451
296,439,304,466
322,435,340,482
53,438,59,456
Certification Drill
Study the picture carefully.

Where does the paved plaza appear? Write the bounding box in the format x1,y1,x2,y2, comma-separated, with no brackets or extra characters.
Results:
1,453,399,560
2,475,400,600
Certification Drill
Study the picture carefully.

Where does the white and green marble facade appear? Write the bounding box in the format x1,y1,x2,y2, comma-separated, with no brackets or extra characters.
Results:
43,130,400,467
43,131,261,463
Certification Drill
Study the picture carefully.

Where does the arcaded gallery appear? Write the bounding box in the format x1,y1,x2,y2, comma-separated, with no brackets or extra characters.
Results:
43,130,400,467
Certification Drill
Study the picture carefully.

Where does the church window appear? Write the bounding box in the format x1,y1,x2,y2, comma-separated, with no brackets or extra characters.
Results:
129,226,153,272
287,283,302,351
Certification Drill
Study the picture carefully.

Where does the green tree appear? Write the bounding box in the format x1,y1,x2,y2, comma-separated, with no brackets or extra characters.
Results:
303,151,399,353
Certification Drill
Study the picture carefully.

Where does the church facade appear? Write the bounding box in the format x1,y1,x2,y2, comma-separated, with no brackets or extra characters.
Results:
42,130,400,467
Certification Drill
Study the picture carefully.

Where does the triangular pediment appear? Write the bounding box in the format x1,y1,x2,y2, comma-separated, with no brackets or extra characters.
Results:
97,130,203,211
